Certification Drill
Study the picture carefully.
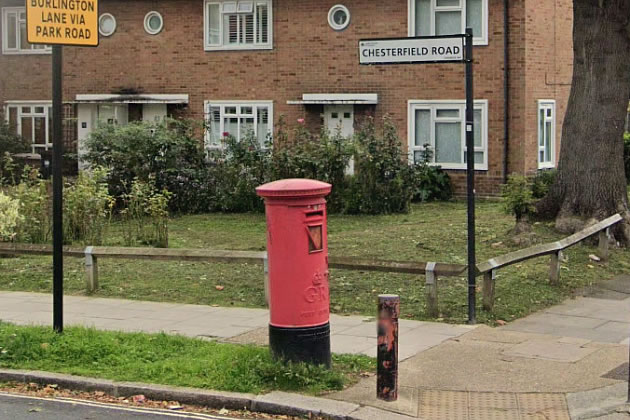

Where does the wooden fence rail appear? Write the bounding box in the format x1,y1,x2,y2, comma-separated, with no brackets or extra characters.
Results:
0,213,622,317
476,213,623,311
0,243,466,316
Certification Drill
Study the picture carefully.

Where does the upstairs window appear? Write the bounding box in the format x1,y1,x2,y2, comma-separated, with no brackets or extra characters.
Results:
408,0,488,45
2,8,51,54
204,101,273,149
204,1,272,50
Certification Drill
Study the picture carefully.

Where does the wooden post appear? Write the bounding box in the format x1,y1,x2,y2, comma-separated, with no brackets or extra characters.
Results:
598,228,610,261
483,270,496,312
377,294,399,402
263,253,270,306
425,262,438,317
549,250,562,285
84,246,98,293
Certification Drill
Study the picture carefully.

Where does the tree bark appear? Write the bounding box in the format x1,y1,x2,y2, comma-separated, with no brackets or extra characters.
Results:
537,0,630,243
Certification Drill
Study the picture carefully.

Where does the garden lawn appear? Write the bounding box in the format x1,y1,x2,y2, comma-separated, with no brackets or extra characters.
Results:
0,322,374,395
1,200,629,325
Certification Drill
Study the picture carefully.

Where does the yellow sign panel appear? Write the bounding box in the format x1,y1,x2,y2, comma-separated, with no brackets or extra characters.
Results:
26,0,99,47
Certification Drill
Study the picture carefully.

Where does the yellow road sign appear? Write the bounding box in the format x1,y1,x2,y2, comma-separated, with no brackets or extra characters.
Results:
27,0,99,47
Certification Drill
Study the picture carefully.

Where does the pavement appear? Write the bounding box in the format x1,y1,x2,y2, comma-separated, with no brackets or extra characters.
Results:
1,275,630,419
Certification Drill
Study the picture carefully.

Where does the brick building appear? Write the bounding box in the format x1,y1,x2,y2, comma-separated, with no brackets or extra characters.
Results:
0,0,573,194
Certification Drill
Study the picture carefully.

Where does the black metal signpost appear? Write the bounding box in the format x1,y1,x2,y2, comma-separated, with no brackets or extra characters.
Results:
360,28,477,324
27,0,99,333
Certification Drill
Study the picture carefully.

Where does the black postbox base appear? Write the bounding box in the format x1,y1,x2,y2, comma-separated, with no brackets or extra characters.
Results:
269,323,331,368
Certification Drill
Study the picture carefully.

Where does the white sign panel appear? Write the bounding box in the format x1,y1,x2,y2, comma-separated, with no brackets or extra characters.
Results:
359,37,464,65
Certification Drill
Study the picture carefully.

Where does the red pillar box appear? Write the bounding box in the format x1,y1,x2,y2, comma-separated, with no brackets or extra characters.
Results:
256,179,332,367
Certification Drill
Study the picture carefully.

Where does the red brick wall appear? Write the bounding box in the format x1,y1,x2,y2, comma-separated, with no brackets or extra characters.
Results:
0,0,573,195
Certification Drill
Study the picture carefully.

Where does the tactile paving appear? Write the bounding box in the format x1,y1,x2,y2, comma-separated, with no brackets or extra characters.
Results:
419,390,469,420
518,393,570,420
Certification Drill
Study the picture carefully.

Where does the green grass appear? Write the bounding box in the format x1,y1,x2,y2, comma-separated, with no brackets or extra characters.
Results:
0,322,374,395
1,200,629,325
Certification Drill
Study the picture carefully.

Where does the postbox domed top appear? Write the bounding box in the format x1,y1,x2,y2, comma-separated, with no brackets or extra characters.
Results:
256,179,332,198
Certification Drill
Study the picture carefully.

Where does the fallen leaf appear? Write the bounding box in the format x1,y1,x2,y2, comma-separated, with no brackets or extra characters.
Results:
219,408,229,415
28,408,42,413
215,285,225,291
496,320,507,326
589,254,601,262
587,264,595,269
132,394,146,404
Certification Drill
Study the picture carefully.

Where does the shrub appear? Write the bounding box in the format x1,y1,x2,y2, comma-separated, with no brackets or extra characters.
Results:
0,192,22,242
208,133,272,213
624,132,630,182
408,146,452,202
271,118,354,212
8,170,52,243
531,169,557,199
0,115,29,185
345,117,414,214
83,119,206,212
63,167,115,245
120,179,171,248
501,175,536,221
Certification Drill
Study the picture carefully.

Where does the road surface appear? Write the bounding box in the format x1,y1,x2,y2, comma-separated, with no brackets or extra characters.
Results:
0,392,247,420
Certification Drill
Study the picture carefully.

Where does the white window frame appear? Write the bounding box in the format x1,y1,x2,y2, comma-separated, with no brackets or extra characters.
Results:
2,7,51,55
204,100,273,150
408,99,488,170
537,99,556,169
407,0,488,46
98,13,117,37
4,101,53,153
144,11,164,35
204,0,273,51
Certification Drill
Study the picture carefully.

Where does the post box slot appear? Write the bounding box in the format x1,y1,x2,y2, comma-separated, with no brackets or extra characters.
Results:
306,224,323,253
305,210,324,221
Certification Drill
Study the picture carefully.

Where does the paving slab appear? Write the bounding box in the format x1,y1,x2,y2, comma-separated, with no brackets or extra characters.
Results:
504,338,600,362
0,291,468,360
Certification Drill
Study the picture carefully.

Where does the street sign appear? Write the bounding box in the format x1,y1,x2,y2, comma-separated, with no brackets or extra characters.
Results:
359,31,478,325
359,36,464,65
26,0,99,46
26,0,99,333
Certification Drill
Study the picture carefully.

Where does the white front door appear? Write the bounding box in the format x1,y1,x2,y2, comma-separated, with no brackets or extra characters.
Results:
324,105,355,174
324,105,354,138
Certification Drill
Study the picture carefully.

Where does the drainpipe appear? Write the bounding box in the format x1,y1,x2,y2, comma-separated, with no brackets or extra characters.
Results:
503,0,510,183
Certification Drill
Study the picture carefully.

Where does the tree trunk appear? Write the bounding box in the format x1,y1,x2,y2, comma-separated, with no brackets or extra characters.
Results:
537,0,630,243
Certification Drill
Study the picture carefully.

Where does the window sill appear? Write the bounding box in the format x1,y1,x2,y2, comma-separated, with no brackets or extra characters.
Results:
204,44,273,52
538,163,555,170
2,49,51,55
431,163,488,171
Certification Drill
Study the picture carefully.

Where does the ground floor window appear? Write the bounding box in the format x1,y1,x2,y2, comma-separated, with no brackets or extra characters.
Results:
204,101,273,149
538,100,556,169
408,99,488,170
5,102,52,152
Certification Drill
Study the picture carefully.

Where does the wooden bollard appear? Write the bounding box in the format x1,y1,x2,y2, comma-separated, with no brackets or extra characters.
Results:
377,294,399,402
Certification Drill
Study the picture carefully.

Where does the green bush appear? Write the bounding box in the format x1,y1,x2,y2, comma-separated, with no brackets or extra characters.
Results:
408,147,452,202
0,115,29,185
345,118,414,214
271,118,354,212
83,119,206,213
8,170,52,243
120,179,171,248
624,132,630,182
63,168,115,245
501,175,536,221
0,192,22,242
83,116,451,216
531,169,557,199
207,133,272,213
